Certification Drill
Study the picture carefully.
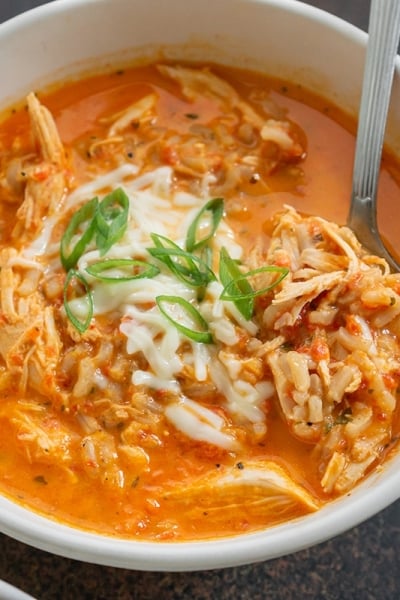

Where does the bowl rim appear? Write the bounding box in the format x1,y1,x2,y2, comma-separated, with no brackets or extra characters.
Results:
0,0,399,572
1,457,399,571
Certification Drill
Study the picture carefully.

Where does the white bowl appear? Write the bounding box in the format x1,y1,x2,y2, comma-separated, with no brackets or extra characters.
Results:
0,580,36,600
0,0,400,571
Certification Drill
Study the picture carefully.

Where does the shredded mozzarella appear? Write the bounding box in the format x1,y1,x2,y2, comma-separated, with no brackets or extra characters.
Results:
164,397,239,450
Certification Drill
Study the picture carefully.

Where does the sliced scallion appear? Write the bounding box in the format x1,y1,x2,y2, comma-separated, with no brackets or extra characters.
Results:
197,245,213,301
95,188,129,255
148,233,215,288
86,258,160,282
220,265,289,300
219,247,254,320
156,295,213,344
185,197,224,252
60,197,98,271
63,269,93,333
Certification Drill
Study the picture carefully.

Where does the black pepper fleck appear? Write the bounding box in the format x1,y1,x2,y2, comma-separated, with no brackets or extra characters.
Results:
33,475,48,485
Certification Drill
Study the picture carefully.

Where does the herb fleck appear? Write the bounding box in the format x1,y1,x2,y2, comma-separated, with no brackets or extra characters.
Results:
249,173,260,184
33,475,48,485
280,341,294,352
335,407,353,425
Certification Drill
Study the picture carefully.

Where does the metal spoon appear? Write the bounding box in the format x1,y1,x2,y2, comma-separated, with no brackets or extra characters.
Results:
347,0,400,271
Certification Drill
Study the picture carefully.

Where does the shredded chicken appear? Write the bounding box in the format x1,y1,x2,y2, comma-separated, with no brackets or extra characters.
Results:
13,93,68,238
259,207,400,492
91,65,306,196
163,460,320,522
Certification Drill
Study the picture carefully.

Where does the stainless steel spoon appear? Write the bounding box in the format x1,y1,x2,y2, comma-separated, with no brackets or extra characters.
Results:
347,0,400,271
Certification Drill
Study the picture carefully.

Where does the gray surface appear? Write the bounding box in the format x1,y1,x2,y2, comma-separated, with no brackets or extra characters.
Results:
0,1,399,598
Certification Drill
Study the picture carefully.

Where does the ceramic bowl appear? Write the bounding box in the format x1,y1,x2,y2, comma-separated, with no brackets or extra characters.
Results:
0,0,399,571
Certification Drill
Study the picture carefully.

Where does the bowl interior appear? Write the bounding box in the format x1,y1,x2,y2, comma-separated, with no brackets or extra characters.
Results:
1,0,400,571
1,0,367,116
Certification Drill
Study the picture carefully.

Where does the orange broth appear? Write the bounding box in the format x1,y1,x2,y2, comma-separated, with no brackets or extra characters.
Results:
0,63,399,541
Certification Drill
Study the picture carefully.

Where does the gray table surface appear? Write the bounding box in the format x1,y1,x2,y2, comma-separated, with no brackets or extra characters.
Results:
0,1,399,599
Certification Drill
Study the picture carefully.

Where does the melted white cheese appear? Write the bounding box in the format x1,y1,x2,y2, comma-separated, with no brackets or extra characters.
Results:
58,164,271,448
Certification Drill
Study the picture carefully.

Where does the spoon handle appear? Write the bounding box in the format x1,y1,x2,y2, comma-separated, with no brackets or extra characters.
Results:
347,0,400,269
351,0,400,201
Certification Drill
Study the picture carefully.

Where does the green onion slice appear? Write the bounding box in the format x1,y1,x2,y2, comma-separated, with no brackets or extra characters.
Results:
185,197,224,252
86,258,160,281
197,245,214,301
156,295,213,344
220,265,289,300
200,244,213,270
148,233,215,288
60,197,98,271
63,269,93,333
219,247,254,320
95,188,129,255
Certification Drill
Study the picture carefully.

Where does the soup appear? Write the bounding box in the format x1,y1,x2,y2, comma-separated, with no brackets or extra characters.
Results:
0,62,399,541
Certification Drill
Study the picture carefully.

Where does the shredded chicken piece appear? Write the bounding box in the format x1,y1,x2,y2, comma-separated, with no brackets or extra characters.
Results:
3,401,77,465
108,94,157,136
0,245,65,404
81,430,125,488
163,460,320,519
14,93,68,237
158,65,304,161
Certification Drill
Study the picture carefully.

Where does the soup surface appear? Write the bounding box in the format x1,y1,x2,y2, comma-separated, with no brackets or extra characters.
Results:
0,62,400,541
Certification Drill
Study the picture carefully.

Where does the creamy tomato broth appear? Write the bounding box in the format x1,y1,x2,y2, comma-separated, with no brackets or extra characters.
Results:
0,63,400,541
